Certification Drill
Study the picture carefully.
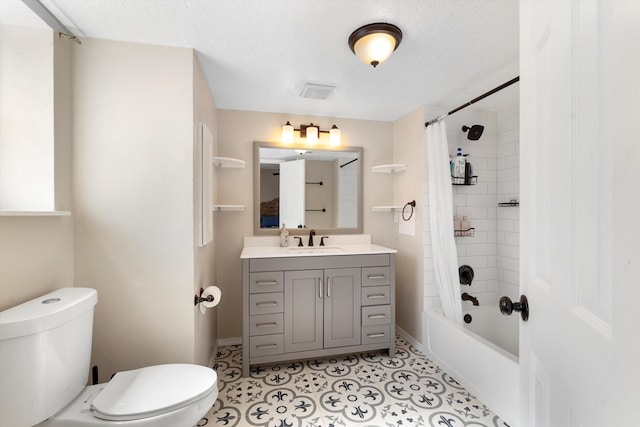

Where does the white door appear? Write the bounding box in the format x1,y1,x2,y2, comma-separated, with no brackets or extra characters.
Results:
519,1,640,425
279,158,306,228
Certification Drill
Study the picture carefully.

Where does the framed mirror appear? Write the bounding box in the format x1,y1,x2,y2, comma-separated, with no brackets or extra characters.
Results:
254,141,363,235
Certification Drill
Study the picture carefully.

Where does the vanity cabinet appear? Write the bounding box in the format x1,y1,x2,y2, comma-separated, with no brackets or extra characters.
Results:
242,254,395,376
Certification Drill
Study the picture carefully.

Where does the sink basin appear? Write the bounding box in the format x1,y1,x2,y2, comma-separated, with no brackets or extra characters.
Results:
287,246,343,255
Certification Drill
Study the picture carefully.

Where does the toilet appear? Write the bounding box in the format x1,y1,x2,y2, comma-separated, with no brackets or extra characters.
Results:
0,288,218,427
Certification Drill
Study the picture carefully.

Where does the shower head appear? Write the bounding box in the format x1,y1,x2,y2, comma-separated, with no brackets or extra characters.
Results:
462,124,484,141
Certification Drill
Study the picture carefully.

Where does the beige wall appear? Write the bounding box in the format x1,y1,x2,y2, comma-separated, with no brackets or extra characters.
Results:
72,38,211,380
216,110,394,339
0,36,74,311
392,107,426,341
193,54,218,366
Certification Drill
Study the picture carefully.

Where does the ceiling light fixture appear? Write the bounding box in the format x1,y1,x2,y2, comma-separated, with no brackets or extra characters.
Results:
348,22,402,68
281,122,341,147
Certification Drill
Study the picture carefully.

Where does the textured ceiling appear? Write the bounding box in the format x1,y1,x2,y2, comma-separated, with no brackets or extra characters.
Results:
2,0,519,122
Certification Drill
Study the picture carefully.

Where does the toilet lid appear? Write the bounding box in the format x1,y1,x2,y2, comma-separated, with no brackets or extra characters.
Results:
92,364,217,421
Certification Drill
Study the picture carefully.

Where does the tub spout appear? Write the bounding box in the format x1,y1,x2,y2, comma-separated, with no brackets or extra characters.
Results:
461,292,479,306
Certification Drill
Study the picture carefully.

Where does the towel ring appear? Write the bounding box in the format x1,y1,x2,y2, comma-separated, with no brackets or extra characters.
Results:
402,200,416,221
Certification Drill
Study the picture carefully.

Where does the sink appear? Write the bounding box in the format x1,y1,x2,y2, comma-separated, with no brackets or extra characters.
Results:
287,246,343,255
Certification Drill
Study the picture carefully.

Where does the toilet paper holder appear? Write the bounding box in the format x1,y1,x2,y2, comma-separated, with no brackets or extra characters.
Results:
194,287,215,306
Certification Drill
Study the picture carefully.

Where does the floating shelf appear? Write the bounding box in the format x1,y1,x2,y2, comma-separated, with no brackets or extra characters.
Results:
372,164,407,174
212,156,245,168
454,228,475,237
452,176,477,185
0,210,71,217
212,205,245,211
371,205,403,212
498,200,520,207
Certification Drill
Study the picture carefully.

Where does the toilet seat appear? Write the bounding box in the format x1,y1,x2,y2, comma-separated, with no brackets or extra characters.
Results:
91,364,217,422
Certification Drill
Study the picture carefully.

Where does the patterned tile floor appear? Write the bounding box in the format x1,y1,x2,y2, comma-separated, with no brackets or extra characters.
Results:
198,335,511,427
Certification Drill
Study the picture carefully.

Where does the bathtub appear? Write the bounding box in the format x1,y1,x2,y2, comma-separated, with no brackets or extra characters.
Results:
422,306,519,425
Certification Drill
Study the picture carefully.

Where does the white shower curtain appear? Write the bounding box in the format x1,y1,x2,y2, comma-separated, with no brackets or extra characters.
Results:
425,120,464,325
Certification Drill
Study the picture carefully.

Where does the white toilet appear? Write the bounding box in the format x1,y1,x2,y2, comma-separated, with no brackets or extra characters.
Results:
0,288,218,427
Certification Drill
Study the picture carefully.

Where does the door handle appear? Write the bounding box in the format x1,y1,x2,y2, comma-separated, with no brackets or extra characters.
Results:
499,295,529,321
327,278,331,297
318,278,322,299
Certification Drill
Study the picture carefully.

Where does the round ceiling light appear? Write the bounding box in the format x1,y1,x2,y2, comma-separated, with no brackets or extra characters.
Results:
348,22,403,68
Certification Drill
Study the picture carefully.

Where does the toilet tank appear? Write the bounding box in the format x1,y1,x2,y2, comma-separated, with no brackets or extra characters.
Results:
0,287,98,427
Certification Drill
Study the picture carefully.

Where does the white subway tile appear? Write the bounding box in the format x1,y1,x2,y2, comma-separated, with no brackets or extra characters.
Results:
467,244,497,256
505,232,520,246
457,256,489,268
467,194,497,207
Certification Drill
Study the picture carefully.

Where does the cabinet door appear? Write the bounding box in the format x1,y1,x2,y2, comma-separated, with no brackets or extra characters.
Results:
284,269,323,353
324,267,361,348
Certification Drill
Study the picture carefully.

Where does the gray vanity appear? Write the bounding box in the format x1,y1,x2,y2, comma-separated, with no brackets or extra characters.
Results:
241,235,396,376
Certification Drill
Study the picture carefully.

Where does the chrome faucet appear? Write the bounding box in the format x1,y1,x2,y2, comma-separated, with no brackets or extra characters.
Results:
461,292,479,306
308,229,316,246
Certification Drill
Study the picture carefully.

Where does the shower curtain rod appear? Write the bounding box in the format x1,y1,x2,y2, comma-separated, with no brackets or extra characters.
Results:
424,76,519,128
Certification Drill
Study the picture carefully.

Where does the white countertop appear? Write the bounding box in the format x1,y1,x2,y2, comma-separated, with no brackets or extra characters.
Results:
240,234,397,259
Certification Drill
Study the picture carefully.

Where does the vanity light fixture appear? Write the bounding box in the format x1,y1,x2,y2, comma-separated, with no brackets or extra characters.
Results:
348,22,403,68
282,121,294,144
281,122,341,146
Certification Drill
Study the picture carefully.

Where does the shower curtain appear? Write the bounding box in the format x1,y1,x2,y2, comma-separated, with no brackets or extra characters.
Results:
425,120,464,325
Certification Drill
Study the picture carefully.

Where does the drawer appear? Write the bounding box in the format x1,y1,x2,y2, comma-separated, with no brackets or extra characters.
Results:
362,267,391,287
362,305,391,327
361,285,390,306
249,271,284,294
249,334,284,357
249,313,284,336
249,292,284,315
362,324,393,345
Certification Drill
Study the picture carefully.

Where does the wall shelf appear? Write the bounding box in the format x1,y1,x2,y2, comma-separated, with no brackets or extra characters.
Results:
0,210,71,217
212,204,245,211
372,164,407,174
212,156,245,168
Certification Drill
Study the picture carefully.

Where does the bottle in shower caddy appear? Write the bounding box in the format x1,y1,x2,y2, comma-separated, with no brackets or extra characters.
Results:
453,148,466,179
461,216,471,231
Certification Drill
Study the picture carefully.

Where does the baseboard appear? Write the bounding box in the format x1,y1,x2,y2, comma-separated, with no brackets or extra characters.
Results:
217,336,242,347
395,324,422,352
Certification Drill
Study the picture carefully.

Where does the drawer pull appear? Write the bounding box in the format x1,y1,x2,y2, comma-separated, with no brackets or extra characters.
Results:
256,280,278,286
367,294,386,299
368,314,387,319
367,333,386,338
256,344,278,349
256,301,278,308
367,275,386,280
256,322,278,328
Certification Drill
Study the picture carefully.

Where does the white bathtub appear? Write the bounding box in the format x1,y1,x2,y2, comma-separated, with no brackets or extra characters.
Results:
422,306,519,425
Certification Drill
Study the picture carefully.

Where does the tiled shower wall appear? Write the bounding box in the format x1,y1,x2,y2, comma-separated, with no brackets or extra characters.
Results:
423,105,519,310
496,105,520,301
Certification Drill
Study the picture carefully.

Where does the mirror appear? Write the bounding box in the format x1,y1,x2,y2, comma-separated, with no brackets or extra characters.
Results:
254,141,363,235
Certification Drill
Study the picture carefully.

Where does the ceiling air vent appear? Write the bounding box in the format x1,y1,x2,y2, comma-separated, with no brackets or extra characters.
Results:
300,83,336,100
